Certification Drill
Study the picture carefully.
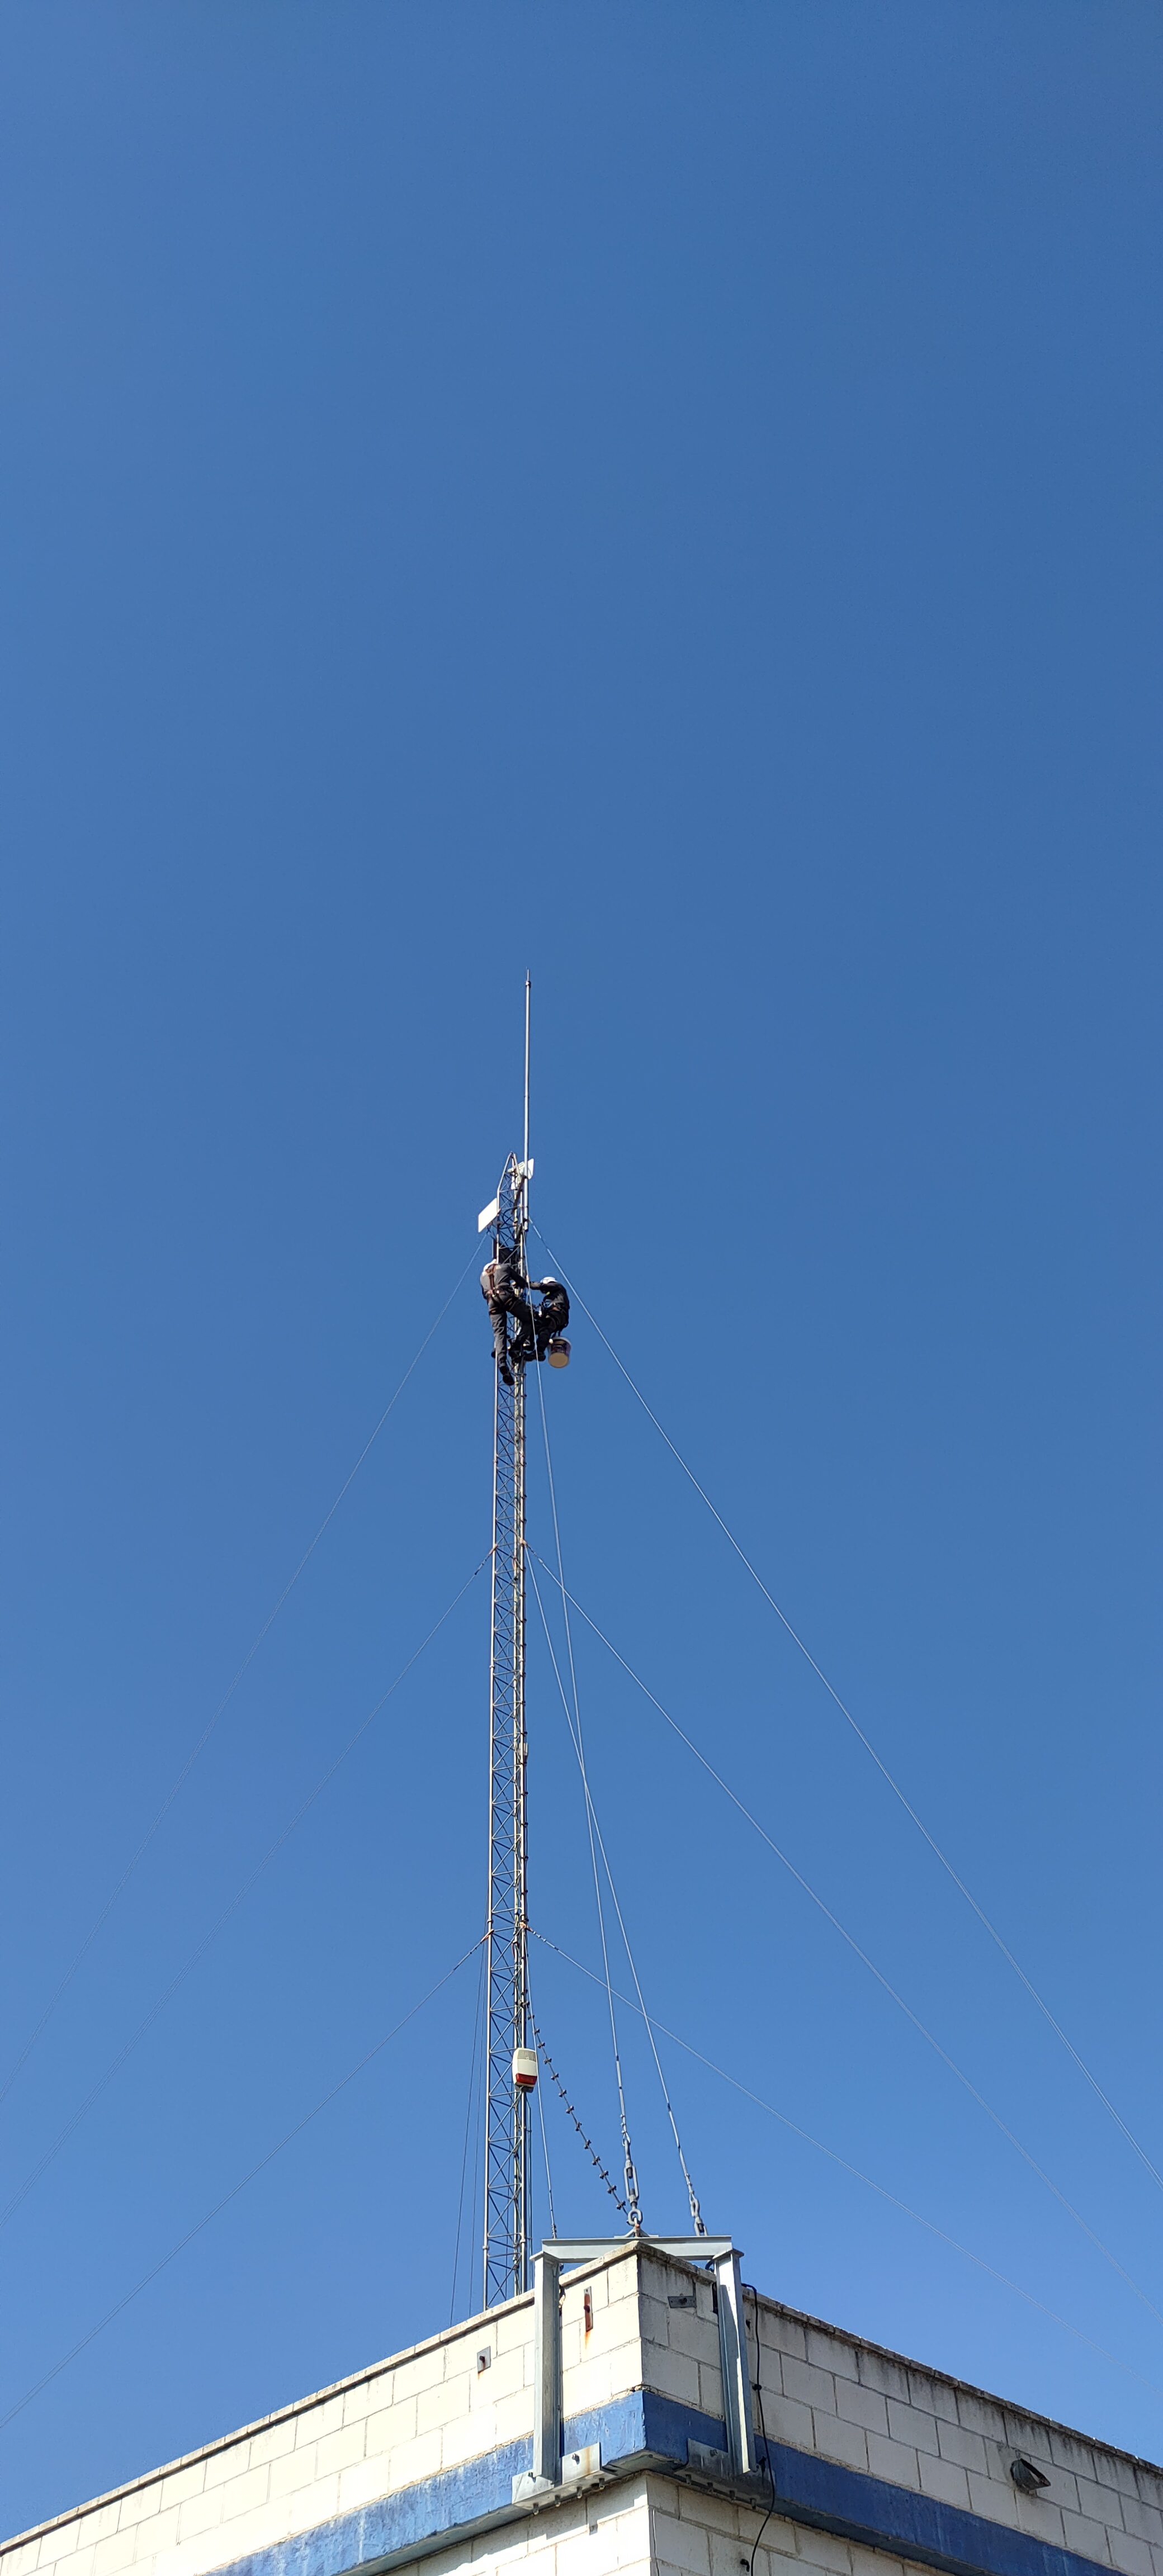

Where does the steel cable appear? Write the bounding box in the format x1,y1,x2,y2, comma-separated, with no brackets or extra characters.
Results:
0,1245,480,2113
525,1443,705,2239
530,1364,642,2232
449,1942,488,2324
0,1557,489,2236
531,1553,1163,2334
0,1940,484,2438
528,1554,705,2238
531,2014,627,2222
525,1962,558,2241
531,1229,1163,2204
532,1930,1163,2405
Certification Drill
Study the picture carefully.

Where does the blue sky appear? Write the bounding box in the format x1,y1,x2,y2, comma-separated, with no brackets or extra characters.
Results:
1,0,1161,2534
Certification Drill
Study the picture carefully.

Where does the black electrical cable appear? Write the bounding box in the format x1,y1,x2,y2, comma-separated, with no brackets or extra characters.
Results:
746,2287,777,2576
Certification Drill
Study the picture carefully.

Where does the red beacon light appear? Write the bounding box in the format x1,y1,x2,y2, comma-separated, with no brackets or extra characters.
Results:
512,2047,538,2092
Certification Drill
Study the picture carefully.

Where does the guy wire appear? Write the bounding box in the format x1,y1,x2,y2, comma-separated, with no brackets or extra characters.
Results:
1,1555,490,2238
0,1243,481,2114
525,1511,705,2236
530,1552,1163,2332
450,1940,488,2323
0,1940,485,2439
531,1363,642,2232
531,2011,628,2222
532,1928,1163,2405
526,1958,558,2240
530,1228,1163,2205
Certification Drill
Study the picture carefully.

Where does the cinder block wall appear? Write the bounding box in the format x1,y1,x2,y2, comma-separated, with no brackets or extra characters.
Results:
633,2252,1163,2576
0,2256,646,2576
0,2311,509,2576
5,2247,1162,2576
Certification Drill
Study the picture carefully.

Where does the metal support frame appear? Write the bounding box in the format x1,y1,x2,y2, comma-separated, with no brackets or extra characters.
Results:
483,1150,532,2307
532,2250,561,2484
715,2245,758,2480
521,2237,758,2494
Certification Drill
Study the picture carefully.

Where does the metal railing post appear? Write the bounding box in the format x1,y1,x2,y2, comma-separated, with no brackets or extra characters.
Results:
715,2249,757,2478
532,2251,561,2486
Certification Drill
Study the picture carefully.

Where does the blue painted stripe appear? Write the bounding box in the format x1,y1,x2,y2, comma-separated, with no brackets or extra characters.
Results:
204,2389,1113,2576
215,2435,532,2576
210,2392,685,2576
564,2390,723,2468
762,2435,1111,2576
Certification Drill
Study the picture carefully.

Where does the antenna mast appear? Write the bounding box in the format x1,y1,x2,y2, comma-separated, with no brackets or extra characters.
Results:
483,978,533,2305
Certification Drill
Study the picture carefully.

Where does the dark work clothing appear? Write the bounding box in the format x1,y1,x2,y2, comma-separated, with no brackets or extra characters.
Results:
481,1254,528,1325
536,1285,569,1329
533,1283,570,1359
481,1251,532,1376
480,1252,519,1307
508,1313,536,1366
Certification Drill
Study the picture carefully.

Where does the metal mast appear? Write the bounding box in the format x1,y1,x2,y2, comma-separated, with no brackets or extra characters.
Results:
483,981,533,2307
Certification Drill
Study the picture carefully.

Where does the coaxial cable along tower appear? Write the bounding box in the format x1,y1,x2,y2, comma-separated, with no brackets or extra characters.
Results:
479,989,535,2306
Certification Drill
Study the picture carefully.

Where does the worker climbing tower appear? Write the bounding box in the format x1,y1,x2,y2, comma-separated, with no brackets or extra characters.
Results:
479,981,535,2307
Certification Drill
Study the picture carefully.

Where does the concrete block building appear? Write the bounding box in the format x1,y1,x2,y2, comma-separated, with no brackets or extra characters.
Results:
4,2242,1162,2576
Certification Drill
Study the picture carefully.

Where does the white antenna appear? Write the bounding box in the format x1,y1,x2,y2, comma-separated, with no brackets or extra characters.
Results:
523,972,531,1178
